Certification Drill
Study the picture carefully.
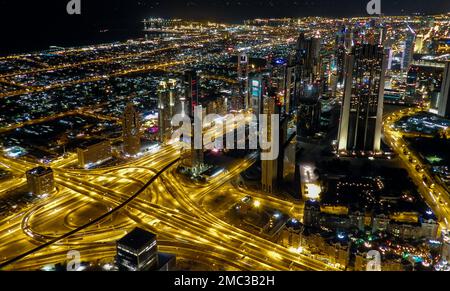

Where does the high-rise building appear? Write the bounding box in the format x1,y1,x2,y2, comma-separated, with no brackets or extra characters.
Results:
183,70,199,119
336,27,354,85
415,34,425,54
284,61,297,114
158,80,175,144
403,30,416,70
261,95,279,194
238,53,249,110
123,103,141,156
76,139,112,168
116,228,158,271
26,167,55,196
337,44,387,154
248,72,270,121
297,82,322,138
438,62,450,119
408,62,445,108
303,200,320,227
180,71,204,171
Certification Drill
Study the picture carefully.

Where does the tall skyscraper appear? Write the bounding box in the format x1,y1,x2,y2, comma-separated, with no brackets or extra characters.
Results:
261,94,279,194
158,80,174,144
123,103,141,156
297,82,322,138
238,53,249,110
183,70,199,119
248,72,270,122
415,34,425,54
180,70,204,171
337,44,387,154
26,167,55,196
438,62,450,119
403,29,416,70
284,60,297,114
294,33,321,84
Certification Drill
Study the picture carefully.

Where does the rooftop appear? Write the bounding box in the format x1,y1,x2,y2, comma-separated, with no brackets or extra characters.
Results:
117,228,157,251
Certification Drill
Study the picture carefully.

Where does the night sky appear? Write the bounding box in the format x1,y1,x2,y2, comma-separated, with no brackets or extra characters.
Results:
0,0,449,54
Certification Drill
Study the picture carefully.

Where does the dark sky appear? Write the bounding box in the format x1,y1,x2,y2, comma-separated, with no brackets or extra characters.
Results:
0,0,449,54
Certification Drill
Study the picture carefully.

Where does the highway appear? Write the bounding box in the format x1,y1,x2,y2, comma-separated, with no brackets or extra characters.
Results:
383,107,450,229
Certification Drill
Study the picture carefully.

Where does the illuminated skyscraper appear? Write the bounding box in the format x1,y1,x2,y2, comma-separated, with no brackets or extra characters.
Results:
180,70,204,171
183,70,199,119
123,103,141,156
158,80,177,144
337,44,387,154
415,34,425,54
438,62,450,119
336,27,353,85
26,167,55,196
248,72,270,122
238,53,249,110
403,29,416,70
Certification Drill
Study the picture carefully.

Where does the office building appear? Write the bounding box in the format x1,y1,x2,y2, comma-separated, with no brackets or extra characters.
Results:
26,167,55,196
414,34,425,54
297,82,322,138
407,61,445,108
438,62,450,118
303,200,320,227
238,53,249,110
183,70,199,119
295,33,321,83
158,80,174,144
403,30,416,70
123,103,141,156
284,61,297,114
116,228,158,271
180,70,204,172
337,44,387,154
248,72,270,122
261,95,279,193
77,139,112,169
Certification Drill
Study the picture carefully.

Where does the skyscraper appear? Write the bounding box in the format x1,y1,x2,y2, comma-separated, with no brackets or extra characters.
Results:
158,80,173,144
438,62,450,119
403,29,416,70
248,72,270,122
183,70,199,119
180,70,204,171
337,44,387,154
123,103,141,156
238,53,249,110
261,93,279,194
294,33,321,85
284,60,297,114
297,82,322,138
